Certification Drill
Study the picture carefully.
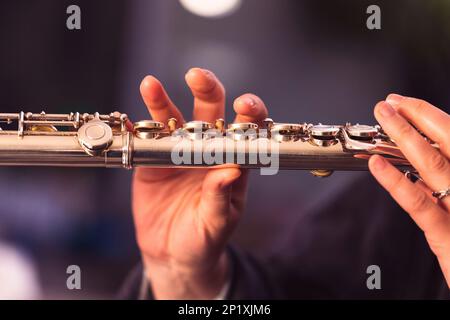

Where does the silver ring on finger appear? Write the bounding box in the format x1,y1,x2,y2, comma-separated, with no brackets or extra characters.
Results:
432,186,450,200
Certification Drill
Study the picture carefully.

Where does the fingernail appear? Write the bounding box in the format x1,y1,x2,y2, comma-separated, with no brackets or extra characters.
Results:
201,68,213,77
198,68,215,82
185,68,216,91
378,102,396,118
239,96,256,108
186,68,210,78
372,156,386,171
141,76,162,100
386,94,404,106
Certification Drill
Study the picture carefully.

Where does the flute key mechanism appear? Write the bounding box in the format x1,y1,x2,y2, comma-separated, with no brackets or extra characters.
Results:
270,123,304,142
345,124,379,141
308,124,340,147
133,120,165,139
182,121,217,140
227,122,258,141
77,115,114,156
0,111,423,173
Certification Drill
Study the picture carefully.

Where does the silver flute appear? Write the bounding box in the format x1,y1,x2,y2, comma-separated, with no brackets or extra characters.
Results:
0,111,423,177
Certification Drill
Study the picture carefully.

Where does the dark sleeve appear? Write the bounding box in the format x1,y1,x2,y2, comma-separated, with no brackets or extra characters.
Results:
225,246,279,299
116,246,277,300
116,263,153,300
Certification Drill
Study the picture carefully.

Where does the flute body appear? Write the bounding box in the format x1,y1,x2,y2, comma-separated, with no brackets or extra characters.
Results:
0,111,420,176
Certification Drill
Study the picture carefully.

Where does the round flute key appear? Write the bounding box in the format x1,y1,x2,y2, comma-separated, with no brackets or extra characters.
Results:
227,122,258,140
183,121,213,132
134,120,165,139
271,123,303,134
346,124,378,139
271,123,303,142
183,121,215,140
134,120,165,131
309,124,340,138
228,122,258,130
77,120,113,154
308,124,340,147
86,125,106,140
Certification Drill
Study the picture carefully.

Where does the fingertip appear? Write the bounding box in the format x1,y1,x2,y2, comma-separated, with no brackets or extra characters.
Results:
205,168,242,192
140,75,163,100
218,168,242,187
368,155,387,174
185,67,217,93
374,101,396,119
385,93,405,107
184,67,201,82
373,100,385,115
140,75,159,89
233,94,259,116
223,167,242,180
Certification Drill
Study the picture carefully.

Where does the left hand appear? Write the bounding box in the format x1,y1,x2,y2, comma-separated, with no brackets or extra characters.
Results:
131,68,268,299
368,94,450,287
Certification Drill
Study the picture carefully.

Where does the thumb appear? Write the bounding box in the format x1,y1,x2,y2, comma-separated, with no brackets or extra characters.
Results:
198,167,242,236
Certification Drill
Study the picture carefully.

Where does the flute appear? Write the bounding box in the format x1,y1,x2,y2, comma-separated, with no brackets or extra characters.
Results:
0,111,423,177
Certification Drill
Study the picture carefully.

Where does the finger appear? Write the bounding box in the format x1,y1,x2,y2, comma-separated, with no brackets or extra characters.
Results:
198,168,242,238
140,75,185,124
233,94,269,125
185,68,226,122
386,94,450,158
230,169,250,213
413,179,446,207
374,101,450,209
369,155,450,241
138,76,186,179
403,171,435,199
414,180,438,202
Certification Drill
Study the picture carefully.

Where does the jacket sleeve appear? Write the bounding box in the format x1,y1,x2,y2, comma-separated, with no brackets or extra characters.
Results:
116,263,153,300
116,245,278,300
225,246,278,299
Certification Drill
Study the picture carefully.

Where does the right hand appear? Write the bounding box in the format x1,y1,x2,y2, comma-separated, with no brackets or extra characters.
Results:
132,68,268,299
369,95,450,287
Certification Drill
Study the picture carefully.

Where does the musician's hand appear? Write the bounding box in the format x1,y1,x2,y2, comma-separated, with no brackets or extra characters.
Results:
369,94,450,287
132,68,268,299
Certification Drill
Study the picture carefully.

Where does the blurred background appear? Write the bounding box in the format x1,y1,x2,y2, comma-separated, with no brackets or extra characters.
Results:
0,0,448,298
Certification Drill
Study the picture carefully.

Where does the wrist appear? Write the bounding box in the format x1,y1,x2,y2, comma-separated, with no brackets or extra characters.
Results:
143,252,230,299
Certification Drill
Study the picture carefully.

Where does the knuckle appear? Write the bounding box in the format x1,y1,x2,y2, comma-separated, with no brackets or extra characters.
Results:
386,170,404,190
397,122,414,139
403,97,423,107
426,151,449,172
410,98,427,116
408,190,431,213
414,98,429,109
397,97,427,117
